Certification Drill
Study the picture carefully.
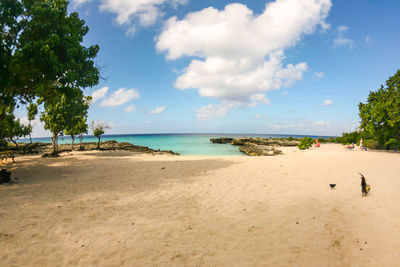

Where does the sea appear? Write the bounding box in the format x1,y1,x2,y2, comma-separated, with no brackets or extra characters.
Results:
20,133,331,156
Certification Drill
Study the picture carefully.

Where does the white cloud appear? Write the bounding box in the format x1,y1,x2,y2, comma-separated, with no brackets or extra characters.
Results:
157,0,331,118
282,91,289,96
323,99,333,106
249,93,270,107
71,0,92,8
314,72,324,79
99,0,188,36
92,86,109,104
314,120,330,126
149,106,166,115
196,101,243,120
99,88,140,107
334,25,353,47
125,105,136,112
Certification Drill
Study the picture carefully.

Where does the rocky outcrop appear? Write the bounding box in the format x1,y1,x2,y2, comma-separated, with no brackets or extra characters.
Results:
210,137,299,156
210,137,299,147
7,140,179,156
231,137,299,146
209,137,233,144
239,144,282,156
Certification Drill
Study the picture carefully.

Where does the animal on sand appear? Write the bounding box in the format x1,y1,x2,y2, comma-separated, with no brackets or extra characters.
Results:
359,173,371,197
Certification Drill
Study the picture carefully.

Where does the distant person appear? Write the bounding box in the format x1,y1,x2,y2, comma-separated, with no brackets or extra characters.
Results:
315,138,320,148
359,138,363,150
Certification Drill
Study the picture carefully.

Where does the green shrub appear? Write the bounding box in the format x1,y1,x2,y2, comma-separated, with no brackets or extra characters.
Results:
364,139,379,149
298,137,314,150
385,138,399,149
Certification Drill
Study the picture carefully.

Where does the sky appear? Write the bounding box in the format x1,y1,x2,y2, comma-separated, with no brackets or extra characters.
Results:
18,0,400,137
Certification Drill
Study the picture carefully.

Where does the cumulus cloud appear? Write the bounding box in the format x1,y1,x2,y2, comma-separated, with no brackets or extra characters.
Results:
92,86,109,104
99,0,188,36
314,72,324,79
71,0,93,8
334,25,353,47
323,99,333,106
157,0,331,118
99,88,140,107
125,105,136,112
196,101,242,120
149,106,166,115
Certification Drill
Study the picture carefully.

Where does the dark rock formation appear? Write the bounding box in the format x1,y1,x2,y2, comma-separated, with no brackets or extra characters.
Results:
231,137,299,146
210,137,299,156
5,140,179,156
209,138,233,144
239,144,282,156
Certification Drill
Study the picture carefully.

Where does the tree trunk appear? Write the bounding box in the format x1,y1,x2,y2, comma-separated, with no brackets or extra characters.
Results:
97,136,101,149
29,122,32,143
51,133,58,154
71,135,75,151
10,139,22,153
79,134,84,150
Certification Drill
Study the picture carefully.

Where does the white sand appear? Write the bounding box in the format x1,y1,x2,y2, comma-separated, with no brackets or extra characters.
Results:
1,144,400,266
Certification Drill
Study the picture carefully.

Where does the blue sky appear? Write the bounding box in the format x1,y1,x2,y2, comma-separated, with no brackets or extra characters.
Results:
19,0,400,137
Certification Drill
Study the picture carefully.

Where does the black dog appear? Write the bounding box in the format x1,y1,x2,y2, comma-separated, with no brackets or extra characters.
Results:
359,173,371,197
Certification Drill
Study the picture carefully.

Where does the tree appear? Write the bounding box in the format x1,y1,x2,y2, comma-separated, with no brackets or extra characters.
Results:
65,117,88,150
359,69,400,149
64,95,91,150
91,121,110,149
1,0,99,147
40,92,90,154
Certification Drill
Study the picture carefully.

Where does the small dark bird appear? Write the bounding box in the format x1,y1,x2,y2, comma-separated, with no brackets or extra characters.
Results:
359,173,371,197
329,184,336,189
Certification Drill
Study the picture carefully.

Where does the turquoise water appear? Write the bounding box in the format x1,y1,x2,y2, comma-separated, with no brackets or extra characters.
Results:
21,133,330,156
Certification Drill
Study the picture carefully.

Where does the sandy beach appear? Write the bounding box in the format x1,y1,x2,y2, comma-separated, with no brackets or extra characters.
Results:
1,144,400,266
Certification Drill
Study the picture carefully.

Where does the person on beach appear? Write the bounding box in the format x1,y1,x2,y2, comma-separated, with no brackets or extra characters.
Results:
315,138,320,148
359,138,363,150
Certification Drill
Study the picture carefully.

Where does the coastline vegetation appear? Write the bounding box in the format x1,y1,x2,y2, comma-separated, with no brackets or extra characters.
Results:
1,0,99,155
334,69,400,150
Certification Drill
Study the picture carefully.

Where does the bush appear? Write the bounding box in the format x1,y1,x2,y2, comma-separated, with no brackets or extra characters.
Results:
298,137,314,150
364,139,379,149
385,138,399,150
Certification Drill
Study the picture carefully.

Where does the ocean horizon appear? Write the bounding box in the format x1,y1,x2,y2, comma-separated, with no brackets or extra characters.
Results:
19,133,333,156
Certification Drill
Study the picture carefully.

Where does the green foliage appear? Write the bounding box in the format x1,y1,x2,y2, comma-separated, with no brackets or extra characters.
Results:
298,137,314,150
91,121,110,149
27,103,38,121
359,69,400,148
385,138,399,149
364,139,379,150
40,92,90,153
64,96,91,150
1,0,99,148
